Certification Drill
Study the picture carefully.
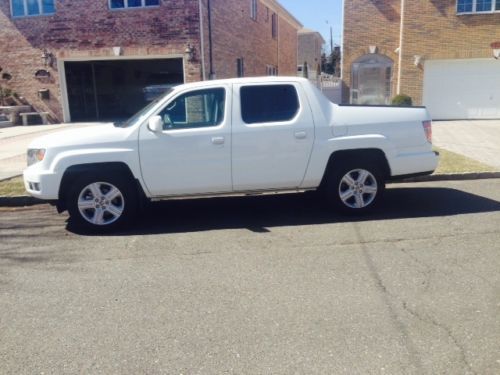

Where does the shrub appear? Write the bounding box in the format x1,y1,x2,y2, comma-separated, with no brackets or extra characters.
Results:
391,94,412,106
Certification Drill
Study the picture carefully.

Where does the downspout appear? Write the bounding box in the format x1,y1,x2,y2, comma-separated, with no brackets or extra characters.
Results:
340,0,345,80
396,0,405,95
277,15,280,74
207,0,215,79
198,0,206,80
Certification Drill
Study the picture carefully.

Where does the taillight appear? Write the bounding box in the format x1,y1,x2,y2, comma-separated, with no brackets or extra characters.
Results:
422,120,432,143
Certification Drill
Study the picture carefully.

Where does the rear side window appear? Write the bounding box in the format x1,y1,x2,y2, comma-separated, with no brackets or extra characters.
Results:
240,85,299,124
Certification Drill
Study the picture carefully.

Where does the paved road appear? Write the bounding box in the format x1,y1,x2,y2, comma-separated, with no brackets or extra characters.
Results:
1,180,500,374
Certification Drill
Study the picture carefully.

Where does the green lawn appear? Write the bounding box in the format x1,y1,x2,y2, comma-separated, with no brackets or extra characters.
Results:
0,176,25,197
0,149,497,197
434,147,496,174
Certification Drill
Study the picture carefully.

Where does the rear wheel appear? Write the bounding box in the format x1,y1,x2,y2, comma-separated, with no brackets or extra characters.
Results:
326,161,385,214
67,173,137,232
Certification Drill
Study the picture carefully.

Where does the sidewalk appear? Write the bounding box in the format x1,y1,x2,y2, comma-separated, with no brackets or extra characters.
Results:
0,123,104,180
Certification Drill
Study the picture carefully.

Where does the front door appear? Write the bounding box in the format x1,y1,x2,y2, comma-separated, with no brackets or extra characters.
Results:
231,82,315,191
139,86,231,196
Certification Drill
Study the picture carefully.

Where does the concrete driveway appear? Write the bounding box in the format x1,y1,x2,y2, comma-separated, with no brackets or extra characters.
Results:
432,120,500,169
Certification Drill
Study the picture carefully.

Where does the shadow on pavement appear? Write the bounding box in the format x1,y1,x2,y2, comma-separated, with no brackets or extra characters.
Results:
67,186,500,236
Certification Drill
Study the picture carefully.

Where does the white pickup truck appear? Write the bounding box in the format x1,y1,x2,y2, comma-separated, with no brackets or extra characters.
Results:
24,77,438,231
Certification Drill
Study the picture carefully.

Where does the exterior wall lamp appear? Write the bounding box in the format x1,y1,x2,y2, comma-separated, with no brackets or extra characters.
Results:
491,42,500,59
185,44,196,62
41,49,55,68
414,55,423,66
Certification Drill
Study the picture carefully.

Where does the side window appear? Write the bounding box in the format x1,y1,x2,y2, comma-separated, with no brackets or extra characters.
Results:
11,0,55,17
158,88,225,130
250,0,257,20
240,85,299,124
110,0,160,9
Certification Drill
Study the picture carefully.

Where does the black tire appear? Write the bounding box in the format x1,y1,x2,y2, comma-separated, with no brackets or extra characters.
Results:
325,160,385,215
66,172,138,232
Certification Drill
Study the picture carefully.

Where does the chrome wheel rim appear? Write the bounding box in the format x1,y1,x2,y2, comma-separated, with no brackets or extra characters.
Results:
338,169,378,209
77,182,125,226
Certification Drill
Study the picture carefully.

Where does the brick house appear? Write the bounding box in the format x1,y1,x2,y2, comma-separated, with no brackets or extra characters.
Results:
343,0,500,119
0,0,301,123
297,28,324,79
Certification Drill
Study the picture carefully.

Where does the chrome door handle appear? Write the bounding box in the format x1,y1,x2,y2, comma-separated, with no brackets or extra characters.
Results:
294,131,307,139
211,136,225,145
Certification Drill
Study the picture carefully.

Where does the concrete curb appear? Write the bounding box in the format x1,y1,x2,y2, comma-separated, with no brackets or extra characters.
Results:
0,195,43,207
1,172,499,208
399,171,500,183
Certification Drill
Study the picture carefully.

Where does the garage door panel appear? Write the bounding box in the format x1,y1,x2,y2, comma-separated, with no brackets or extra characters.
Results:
423,59,500,120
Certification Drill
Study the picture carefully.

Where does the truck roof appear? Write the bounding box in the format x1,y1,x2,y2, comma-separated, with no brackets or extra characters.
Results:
176,76,312,90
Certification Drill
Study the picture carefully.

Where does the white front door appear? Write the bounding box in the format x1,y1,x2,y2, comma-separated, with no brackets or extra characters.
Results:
231,82,315,191
139,86,231,196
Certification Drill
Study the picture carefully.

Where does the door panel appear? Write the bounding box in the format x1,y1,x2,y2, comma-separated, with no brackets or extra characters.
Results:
139,86,231,196
231,83,315,191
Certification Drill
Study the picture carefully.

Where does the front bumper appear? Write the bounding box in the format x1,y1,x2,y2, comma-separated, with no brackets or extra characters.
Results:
23,168,61,200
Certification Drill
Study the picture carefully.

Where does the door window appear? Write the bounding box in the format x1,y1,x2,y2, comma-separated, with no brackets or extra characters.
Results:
157,88,225,130
240,85,299,124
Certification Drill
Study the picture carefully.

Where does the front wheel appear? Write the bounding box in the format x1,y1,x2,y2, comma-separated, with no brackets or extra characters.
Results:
326,163,385,214
66,174,137,232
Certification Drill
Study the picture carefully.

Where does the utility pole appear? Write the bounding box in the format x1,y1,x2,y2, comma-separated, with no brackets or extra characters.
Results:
330,25,333,55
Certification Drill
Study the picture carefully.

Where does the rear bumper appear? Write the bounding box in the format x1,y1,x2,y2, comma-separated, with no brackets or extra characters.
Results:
389,150,439,178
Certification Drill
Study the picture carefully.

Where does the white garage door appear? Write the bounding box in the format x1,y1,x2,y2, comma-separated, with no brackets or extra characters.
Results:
423,59,500,120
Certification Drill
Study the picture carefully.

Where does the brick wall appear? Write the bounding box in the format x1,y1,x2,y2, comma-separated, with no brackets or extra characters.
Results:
0,0,300,122
205,0,300,79
0,0,202,121
343,0,500,105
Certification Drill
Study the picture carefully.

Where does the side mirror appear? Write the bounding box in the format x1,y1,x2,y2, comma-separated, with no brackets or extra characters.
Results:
148,115,163,132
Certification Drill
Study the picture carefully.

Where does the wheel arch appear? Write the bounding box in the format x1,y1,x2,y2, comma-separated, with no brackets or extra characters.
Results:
57,162,146,213
319,148,391,188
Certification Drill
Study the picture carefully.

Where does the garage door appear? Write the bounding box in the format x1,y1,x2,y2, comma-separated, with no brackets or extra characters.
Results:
423,59,500,120
65,58,183,122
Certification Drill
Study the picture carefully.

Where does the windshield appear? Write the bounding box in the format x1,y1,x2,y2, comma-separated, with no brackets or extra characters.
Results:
114,88,175,128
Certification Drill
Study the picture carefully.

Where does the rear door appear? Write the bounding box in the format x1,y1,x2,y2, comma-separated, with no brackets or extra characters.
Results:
231,82,315,191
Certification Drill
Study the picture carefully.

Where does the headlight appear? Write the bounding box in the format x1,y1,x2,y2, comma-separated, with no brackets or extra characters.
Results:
27,148,46,166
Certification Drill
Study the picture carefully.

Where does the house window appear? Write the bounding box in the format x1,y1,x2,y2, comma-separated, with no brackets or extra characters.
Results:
109,0,160,10
250,0,257,20
457,0,500,13
266,65,278,76
240,85,299,124
271,13,278,39
11,0,55,17
237,58,245,78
